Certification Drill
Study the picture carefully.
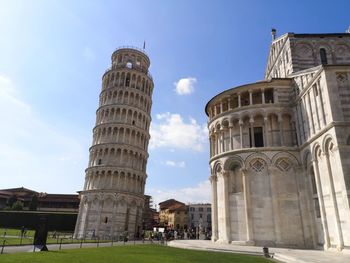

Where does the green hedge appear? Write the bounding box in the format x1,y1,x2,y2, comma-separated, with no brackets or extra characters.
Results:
0,211,77,231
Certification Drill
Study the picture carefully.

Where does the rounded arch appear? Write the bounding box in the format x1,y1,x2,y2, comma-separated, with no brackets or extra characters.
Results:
238,110,251,120
212,161,223,176
302,149,312,169
245,152,271,166
221,118,230,127
271,151,300,166
322,134,335,154
223,156,245,171
311,143,322,161
272,151,300,172
251,109,266,119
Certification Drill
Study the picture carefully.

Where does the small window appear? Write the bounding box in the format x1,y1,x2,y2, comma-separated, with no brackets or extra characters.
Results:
314,199,321,218
265,88,274,103
104,217,108,223
207,214,211,222
207,207,211,212
254,127,264,147
249,127,264,148
125,75,130,87
320,48,328,65
98,159,102,165
198,207,203,212
126,62,133,68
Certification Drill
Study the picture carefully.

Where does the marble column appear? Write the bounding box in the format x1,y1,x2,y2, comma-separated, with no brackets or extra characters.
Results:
267,167,279,245
210,175,218,242
222,171,231,243
239,120,243,149
262,88,265,104
109,173,114,188
317,81,327,126
324,152,344,250
95,199,103,236
110,200,118,238
249,118,255,147
278,115,284,146
307,91,316,135
242,169,253,243
228,97,232,110
263,117,269,147
229,123,233,150
249,90,253,105
220,129,225,152
82,199,91,238
291,121,297,146
312,86,321,131
312,159,330,249
238,93,241,108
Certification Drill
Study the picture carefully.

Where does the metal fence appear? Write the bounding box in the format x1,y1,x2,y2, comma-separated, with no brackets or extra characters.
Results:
0,232,168,255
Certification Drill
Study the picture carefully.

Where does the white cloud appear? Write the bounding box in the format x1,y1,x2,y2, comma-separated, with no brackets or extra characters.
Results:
0,75,85,192
174,77,197,95
165,160,186,168
146,180,211,207
150,112,208,151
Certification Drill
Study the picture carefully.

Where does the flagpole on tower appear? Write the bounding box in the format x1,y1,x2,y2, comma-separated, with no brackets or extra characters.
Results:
143,41,146,50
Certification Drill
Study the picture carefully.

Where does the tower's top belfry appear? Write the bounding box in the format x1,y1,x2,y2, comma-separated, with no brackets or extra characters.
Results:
111,47,151,73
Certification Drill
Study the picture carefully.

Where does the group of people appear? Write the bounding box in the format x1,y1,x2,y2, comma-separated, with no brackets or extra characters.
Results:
144,229,211,241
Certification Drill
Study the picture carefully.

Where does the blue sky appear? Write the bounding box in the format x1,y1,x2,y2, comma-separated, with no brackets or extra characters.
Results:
0,0,349,206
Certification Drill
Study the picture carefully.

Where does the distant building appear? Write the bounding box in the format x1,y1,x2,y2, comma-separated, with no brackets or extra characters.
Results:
188,203,211,231
158,199,188,230
142,195,159,230
0,187,79,212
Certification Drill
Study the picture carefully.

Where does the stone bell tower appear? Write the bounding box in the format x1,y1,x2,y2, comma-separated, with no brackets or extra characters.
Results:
74,47,153,239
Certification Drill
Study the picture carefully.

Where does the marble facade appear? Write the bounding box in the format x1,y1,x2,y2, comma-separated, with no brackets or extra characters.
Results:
206,32,350,251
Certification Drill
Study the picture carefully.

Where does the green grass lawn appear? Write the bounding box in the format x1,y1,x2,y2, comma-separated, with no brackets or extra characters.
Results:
0,245,271,263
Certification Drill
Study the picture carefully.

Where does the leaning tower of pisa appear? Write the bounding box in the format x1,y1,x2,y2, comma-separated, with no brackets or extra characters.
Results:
74,47,153,239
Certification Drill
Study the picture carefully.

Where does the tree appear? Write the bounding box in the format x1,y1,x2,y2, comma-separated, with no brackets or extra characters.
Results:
29,195,38,211
11,200,24,211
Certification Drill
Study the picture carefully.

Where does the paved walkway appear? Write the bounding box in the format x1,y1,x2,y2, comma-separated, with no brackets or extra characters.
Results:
1,240,149,254
168,240,350,263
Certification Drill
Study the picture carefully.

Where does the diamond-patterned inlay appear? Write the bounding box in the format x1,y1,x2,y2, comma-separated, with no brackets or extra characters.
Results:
250,158,265,172
336,72,347,84
276,158,291,172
